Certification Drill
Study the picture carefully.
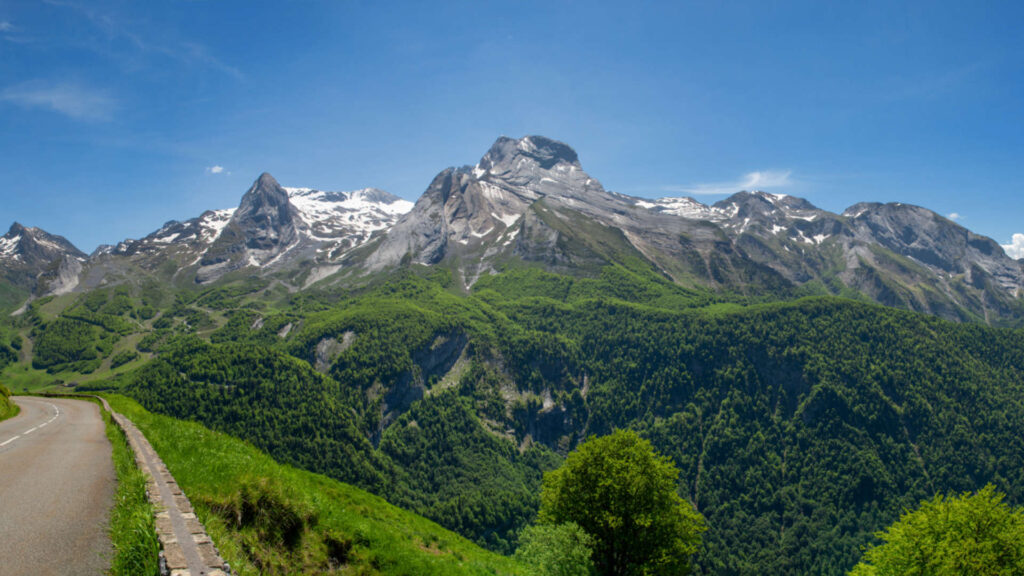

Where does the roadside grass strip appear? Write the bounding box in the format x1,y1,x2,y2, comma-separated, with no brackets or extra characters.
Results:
102,404,161,576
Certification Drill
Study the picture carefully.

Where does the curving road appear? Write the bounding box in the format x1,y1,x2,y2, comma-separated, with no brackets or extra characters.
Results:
0,396,115,575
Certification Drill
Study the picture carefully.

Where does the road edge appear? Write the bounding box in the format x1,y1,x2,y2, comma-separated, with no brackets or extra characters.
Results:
49,394,231,576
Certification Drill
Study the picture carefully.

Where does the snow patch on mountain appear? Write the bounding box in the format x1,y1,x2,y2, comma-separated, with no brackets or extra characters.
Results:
285,187,413,241
635,197,728,221
199,209,236,244
0,234,22,258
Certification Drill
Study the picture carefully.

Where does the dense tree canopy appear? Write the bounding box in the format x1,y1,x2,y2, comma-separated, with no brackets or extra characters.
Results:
539,430,706,575
22,267,1024,574
515,522,595,576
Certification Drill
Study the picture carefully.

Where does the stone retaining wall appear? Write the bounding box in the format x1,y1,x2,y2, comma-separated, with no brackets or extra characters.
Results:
97,397,232,576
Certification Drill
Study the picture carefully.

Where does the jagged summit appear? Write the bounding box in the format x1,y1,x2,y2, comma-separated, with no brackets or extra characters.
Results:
0,222,84,261
256,171,280,186
2,135,1022,324
354,134,1024,321
714,190,819,213
82,172,411,285
0,221,86,294
362,135,614,279
231,172,302,252
476,135,581,173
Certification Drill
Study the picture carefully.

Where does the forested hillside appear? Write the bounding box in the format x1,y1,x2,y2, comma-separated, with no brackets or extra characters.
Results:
5,264,1005,574
104,395,525,575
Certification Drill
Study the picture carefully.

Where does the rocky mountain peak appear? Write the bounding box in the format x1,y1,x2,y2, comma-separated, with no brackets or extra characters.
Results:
0,222,84,260
197,173,305,278
715,191,819,215
238,173,292,218
7,222,27,236
256,171,279,186
352,188,405,204
0,221,86,293
477,135,581,175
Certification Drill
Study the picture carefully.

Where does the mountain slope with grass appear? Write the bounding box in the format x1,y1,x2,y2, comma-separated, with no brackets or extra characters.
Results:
38,266,1022,575
105,394,524,576
0,383,17,421
4,135,1024,574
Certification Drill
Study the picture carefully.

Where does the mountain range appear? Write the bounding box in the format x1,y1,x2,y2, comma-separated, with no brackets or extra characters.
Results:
2,135,1022,324
6,136,1024,576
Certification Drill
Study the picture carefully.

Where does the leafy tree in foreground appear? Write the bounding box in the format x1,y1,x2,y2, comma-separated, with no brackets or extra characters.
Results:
849,485,1024,576
515,522,595,576
538,429,705,576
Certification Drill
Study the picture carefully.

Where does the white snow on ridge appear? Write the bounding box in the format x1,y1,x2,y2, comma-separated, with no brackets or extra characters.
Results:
792,230,830,245
286,187,413,235
33,237,64,252
151,233,181,244
199,209,236,244
283,186,413,261
0,234,22,257
492,212,521,228
637,197,729,221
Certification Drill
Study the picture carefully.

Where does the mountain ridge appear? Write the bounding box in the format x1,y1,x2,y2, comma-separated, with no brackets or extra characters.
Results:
349,135,1024,323
2,135,1022,324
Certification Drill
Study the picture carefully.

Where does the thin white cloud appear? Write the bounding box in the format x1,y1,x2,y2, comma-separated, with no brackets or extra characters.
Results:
664,170,794,196
0,21,13,32
947,212,962,221
44,1,243,79
0,80,116,121
206,165,225,174
1002,233,1024,260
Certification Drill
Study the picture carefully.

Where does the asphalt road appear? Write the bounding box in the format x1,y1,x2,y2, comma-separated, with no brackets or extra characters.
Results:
0,396,115,576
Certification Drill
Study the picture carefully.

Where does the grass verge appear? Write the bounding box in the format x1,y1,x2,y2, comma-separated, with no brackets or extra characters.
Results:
104,394,525,576
0,383,19,421
102,405,161,576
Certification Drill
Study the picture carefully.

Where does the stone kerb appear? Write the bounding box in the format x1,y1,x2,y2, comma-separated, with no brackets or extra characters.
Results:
97,397,231,576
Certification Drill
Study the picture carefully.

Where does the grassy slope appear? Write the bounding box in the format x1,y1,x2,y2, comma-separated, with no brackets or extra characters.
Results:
0,384,17,421
101,403,161,576
105,394,524,576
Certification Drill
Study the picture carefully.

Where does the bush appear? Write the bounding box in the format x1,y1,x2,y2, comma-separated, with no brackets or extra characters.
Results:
849,485,1024,576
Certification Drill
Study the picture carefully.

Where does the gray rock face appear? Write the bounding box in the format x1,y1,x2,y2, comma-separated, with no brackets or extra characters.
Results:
363,135,647,284
3,135,1021,324
229,172,302,253
84,173,411,285
197,173,307,280
358,135,1024,323
0,222,86,292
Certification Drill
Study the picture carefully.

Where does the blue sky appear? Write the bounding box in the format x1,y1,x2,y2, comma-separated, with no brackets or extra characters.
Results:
1,1,1023,256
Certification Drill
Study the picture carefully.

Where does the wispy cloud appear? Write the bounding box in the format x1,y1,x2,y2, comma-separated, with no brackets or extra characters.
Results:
0,20,37,45
0,80,116,121
664,170,794,196
947,212,963,221
43,0,243,79
1003,233,1024,260
206,165,226,175
179,42,244,80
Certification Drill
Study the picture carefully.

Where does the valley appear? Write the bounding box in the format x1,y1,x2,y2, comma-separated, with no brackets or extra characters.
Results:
2,136,1024,575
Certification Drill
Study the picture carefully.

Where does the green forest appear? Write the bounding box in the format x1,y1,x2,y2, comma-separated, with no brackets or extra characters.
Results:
8,264,1024,574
